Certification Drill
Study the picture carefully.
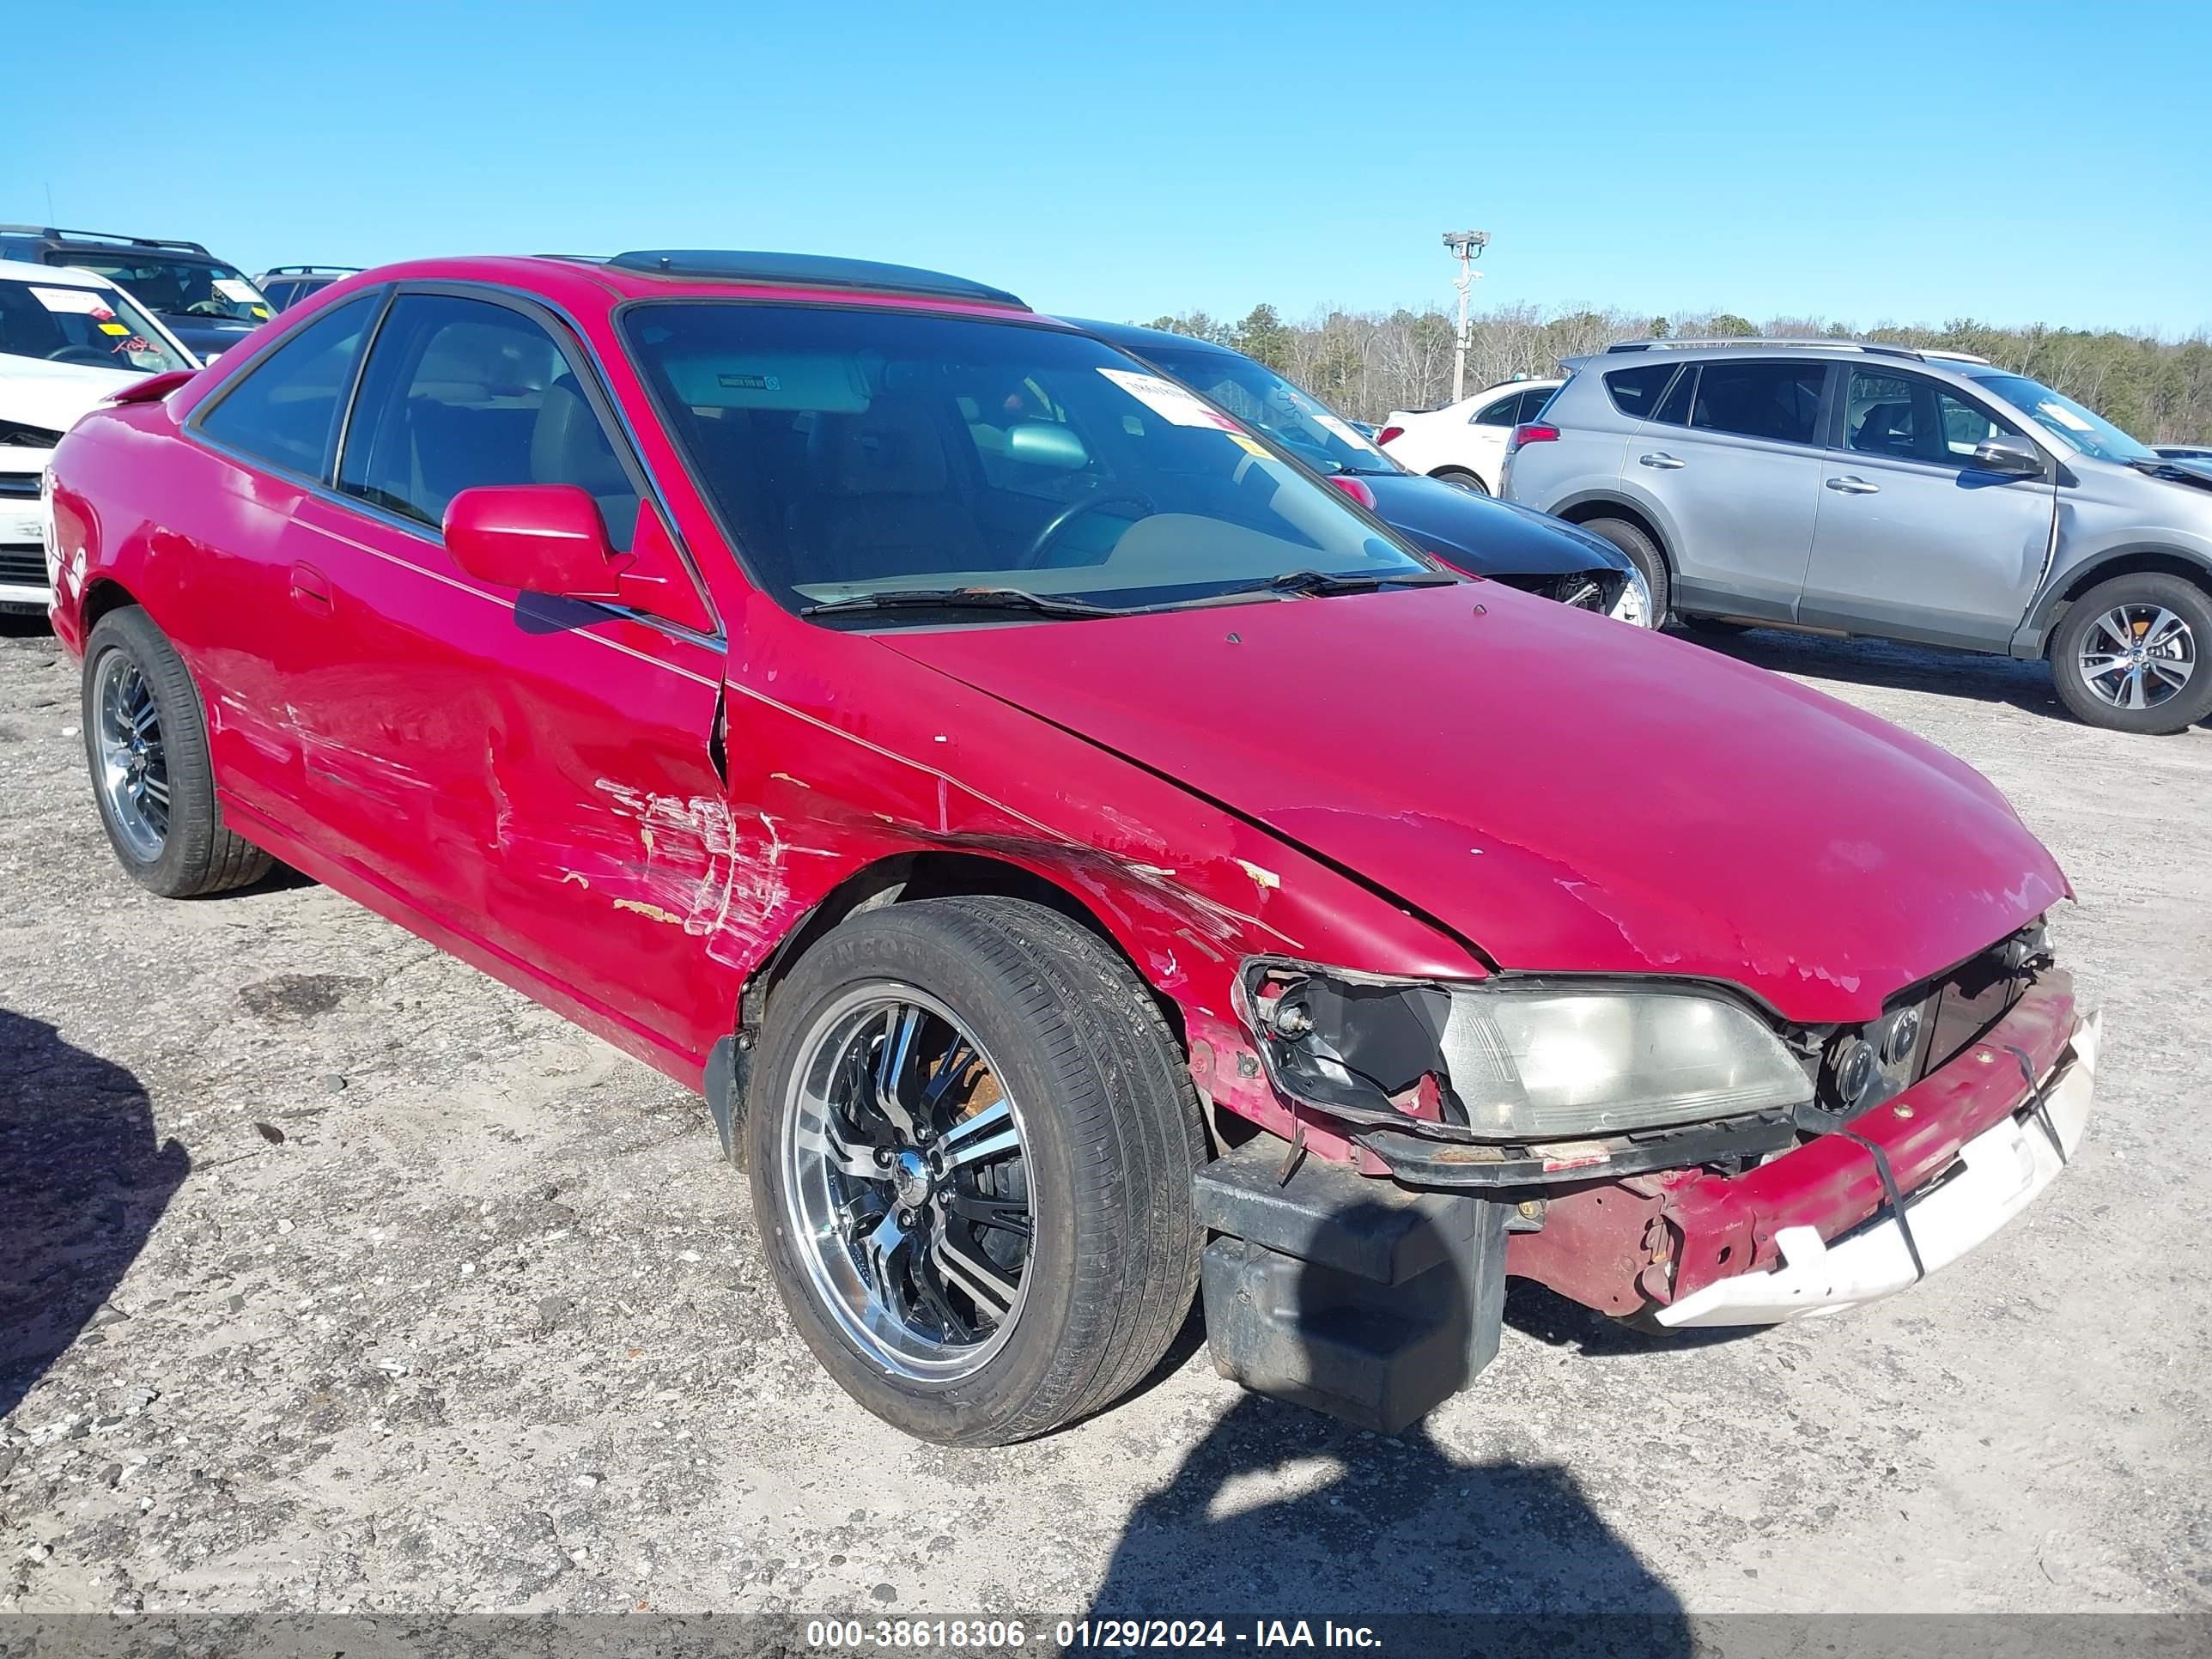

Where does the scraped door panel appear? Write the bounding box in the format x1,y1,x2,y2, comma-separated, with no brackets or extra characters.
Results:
281,493,736,1065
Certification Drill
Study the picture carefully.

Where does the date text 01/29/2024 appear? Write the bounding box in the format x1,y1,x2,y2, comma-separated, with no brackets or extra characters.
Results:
804,1620,1384,1650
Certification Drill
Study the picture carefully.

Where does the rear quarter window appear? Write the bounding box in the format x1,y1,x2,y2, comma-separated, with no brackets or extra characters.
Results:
195,295,375,479
1602,363,1674,418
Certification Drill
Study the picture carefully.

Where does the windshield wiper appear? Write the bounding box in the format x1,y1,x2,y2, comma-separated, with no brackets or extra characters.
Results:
1244,568,1460,599
798,586,1122,620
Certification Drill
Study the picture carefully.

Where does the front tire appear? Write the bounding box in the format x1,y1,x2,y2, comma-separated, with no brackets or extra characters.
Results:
1580,517,1671,626
82,608,271,897
2049,573,2212,734
746,896,1206,1444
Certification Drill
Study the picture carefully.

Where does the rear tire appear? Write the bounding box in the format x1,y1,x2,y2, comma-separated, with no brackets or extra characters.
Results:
1432,467,1490,495
1580,518,1671,626
81,608,272,897
746,896,1207,1444
2049,573,2212,735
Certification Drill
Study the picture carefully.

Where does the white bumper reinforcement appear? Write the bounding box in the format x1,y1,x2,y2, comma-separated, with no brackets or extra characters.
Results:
1656,1008,2100,1328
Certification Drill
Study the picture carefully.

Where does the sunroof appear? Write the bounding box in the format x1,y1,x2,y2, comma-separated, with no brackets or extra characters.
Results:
605,250,1027,309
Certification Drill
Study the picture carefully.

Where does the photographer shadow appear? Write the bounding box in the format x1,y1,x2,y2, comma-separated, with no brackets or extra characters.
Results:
1086,1198,1689,1656
0,1008,185,1419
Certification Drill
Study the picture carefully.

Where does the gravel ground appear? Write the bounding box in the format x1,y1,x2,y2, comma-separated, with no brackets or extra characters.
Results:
1,614,2206,1622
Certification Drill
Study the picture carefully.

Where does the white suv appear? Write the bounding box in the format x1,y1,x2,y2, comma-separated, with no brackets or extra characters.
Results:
0,258,197,611
1376,378,1562,495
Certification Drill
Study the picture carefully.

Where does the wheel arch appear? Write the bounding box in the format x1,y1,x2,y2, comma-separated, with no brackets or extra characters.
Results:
1551,495,1678,581
2021,546,2212,657
738,849,1188,1054
80,574,144,633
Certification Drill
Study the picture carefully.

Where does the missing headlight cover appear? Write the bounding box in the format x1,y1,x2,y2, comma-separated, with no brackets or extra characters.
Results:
1249,964,1811,1140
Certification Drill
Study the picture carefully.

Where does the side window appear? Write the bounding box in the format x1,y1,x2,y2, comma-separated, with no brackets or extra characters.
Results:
1471,392,1523,428
1602,363,1674,418
1844,369,2021,465
196,295,374,478
1938,386,2016,459
1517,388,1556,423
1689,361,1825,446
1845,370,1930,460
1651,366,1696,427
337,295,638,550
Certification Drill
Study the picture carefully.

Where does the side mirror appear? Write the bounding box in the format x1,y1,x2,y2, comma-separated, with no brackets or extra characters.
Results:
1970,434,2045,477
444,484,623,600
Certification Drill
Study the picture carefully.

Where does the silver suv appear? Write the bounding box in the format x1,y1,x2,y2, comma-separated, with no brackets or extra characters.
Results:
1502,339,2212,734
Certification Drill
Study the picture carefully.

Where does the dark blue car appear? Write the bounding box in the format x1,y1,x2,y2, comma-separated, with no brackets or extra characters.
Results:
1071,319,1651,625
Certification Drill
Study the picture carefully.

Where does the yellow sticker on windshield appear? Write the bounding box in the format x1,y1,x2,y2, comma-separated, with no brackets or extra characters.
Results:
97,321,130,335
251,306,271,320
1226,433,1269,459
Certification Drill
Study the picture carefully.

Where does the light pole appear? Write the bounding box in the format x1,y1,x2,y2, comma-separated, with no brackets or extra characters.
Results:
1443,230,1490,404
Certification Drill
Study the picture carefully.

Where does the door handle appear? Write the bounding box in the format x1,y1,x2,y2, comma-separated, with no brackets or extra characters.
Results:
289,562,332,611
1638,453,1685,470
1825,476,1881,495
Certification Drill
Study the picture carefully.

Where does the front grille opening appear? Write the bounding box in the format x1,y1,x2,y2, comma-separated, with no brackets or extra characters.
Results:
0,545,48,586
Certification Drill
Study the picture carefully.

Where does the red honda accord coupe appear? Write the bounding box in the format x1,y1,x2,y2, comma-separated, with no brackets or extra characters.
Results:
45,251,2098,1443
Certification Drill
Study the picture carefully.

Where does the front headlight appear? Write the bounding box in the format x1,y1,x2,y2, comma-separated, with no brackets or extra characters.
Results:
1250,966,1808,1140
1607,565,1652,627
1438,987,1807,1136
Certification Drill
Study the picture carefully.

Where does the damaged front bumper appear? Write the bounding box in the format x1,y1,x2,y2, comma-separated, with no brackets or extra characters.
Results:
1506,969,2094,1324
1655,1006,2097,1326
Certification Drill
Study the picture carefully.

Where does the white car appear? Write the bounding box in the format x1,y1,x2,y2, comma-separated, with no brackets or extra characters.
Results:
0,258,197,611
1376,377,1564,495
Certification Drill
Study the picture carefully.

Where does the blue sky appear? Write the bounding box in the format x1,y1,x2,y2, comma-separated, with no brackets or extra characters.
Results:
13,1,2210,335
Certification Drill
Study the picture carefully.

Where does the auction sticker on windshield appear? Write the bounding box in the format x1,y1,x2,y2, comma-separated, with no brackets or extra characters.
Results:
1098,368,1237,430
31,287,111,316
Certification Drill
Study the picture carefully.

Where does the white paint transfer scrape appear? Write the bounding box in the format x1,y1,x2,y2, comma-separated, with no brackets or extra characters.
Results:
592,781,793,965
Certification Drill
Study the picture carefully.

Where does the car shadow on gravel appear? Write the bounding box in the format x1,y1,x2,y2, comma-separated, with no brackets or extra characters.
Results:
0,1009,185,1421
1678,626,2072,721
1089,1210,1689,1649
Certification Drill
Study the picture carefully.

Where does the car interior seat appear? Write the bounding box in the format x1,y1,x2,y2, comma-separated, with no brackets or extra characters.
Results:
530,375,640,550
1852,401,1916,455
785,392,983,583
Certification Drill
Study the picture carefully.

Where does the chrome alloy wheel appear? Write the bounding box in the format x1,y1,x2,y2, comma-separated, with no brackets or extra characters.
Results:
94,647,169,861
2076,603,2196,712
782,986,1033,1381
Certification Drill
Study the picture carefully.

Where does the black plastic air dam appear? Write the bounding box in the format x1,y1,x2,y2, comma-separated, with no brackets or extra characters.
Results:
1194,1136,1510,1435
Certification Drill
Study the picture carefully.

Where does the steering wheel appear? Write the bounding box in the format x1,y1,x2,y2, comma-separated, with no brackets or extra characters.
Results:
183,300,230,317
47,346,116,368
1018,485,1157,568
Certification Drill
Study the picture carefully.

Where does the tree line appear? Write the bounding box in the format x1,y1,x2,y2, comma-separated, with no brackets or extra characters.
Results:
1140,302,2212,444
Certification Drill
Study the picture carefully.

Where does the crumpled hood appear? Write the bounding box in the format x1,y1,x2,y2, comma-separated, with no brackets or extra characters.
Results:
0,354,143,440
884,584,2068,1023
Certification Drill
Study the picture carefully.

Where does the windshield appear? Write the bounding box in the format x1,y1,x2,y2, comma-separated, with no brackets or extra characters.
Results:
1973,374,2155,465
1135,342,1401,477
56,255,270,325
0,278,193,374
621,304,1435,615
